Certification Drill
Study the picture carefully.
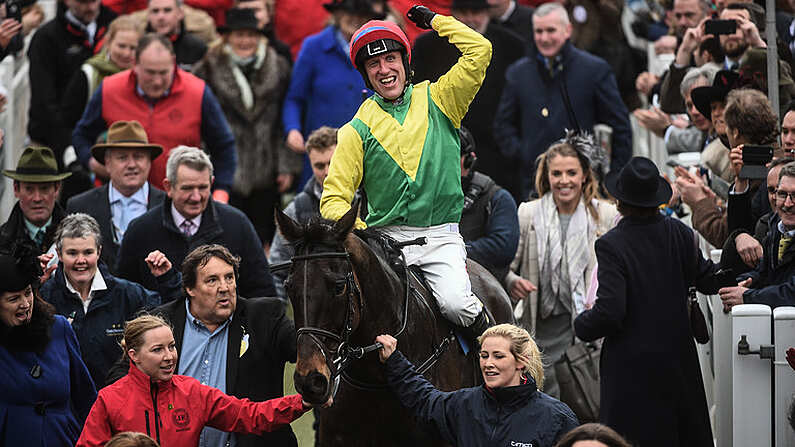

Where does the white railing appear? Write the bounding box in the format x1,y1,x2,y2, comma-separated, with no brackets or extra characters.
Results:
0,0,56,221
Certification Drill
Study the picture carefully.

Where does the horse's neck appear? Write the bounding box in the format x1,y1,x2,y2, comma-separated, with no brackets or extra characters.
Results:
348,236,404,338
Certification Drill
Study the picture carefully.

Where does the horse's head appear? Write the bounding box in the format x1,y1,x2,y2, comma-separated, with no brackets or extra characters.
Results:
275,202,363,405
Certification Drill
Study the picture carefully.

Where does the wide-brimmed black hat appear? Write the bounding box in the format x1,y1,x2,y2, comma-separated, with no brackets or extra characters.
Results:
691,70,740,121
218,8,264,34
3,146,71,182
605,156,672,208
451,0,491,10
323,0,386,19
91,120,163,165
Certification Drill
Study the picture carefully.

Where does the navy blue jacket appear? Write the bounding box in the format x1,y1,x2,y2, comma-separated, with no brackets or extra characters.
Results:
740,213,795,308
116,198,276,299
385,351,579,447
40,263,181,386
494,41,631,198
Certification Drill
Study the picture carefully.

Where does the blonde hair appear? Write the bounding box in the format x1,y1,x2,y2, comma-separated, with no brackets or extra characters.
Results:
535,142,602,220
106,16,141,45
478,324,545,389
104,432,160,447
121,314,171,357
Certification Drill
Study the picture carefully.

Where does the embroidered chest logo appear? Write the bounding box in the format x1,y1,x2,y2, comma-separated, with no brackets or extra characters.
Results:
509,441,535,447
172,408,190,430
168,109,183,123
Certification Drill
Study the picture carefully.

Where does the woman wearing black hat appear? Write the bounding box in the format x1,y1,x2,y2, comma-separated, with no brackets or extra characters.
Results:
0,243,97,447
574,157,719,447
194,8,302,246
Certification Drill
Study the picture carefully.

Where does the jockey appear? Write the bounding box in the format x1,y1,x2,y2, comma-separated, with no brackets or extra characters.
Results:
320,5,493,343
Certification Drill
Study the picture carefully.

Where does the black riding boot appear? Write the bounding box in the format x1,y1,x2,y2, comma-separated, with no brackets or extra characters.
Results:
460,308,493,347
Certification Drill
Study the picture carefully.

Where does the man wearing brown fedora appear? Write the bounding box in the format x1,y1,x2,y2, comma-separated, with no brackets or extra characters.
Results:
0,146,72,253
66,120,167,273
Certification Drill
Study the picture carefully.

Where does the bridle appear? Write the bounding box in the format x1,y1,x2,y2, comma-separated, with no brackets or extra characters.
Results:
290,250,408,396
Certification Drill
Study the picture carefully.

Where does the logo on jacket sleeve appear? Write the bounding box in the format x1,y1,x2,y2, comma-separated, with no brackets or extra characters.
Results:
173,408,190,430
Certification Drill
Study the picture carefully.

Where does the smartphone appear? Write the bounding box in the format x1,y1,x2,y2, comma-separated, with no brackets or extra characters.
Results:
705,19,737,35
740,145,774,179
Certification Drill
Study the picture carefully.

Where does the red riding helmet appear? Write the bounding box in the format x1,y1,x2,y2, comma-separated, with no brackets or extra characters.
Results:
349,20,412,90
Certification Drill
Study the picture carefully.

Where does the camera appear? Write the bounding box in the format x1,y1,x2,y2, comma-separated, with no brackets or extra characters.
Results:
705,19,737,35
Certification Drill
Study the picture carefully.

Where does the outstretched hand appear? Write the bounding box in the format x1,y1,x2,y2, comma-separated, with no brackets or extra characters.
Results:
407,5,436,30
376,334,397,363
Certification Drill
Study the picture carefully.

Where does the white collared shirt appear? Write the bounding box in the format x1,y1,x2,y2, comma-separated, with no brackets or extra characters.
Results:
64,269,108,314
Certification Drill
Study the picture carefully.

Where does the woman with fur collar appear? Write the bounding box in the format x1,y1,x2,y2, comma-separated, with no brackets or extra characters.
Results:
193,8,301,247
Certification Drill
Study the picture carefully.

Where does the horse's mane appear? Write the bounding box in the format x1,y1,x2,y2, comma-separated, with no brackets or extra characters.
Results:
293,216,402,286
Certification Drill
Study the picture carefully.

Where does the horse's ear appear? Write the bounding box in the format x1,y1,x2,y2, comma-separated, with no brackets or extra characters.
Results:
333,198,359,241
275,205,304,243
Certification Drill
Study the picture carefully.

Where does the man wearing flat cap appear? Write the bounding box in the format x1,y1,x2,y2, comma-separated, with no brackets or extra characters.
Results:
67,120,166,273
0,146,71,254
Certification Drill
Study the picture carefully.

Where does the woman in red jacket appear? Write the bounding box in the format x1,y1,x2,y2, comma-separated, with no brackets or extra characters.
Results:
76,314,311,447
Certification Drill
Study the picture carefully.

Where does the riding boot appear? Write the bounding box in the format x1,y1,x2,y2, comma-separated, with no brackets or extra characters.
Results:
460,308,493,347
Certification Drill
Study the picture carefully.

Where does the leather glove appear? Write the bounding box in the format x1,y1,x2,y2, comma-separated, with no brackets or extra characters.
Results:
407,5,435,30
787,347,795,371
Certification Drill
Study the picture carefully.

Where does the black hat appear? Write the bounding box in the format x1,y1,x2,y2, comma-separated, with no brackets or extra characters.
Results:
218,8,264,34
691,70,740,122
451,0,491,10
605,156,672,208
323,0,386,19
0,244,41,293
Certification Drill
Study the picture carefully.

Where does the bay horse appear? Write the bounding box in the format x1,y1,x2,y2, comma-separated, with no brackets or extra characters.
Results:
275,202,514,446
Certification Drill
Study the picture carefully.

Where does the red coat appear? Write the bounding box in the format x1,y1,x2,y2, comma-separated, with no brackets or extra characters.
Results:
101,69,204,190
76,362,307,447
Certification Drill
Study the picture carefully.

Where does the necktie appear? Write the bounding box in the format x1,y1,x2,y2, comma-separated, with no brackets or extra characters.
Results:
33,229,46,248
181,220,194,237
779,235,792,262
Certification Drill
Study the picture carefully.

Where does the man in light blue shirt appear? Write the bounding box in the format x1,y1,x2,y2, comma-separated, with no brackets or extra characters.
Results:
67,120,167,272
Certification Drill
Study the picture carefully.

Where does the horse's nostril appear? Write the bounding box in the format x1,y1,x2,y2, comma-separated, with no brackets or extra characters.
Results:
309,372,328,393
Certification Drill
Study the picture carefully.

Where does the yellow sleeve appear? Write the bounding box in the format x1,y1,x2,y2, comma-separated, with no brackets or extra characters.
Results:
428,14,493,128
320,123,367,229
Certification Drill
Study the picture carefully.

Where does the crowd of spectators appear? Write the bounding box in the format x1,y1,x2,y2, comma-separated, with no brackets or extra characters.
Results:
2,0,795,445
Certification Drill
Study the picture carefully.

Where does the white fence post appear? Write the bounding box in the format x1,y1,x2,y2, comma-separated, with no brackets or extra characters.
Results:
711,249,733,447
774,307,795,446
732,304,773,446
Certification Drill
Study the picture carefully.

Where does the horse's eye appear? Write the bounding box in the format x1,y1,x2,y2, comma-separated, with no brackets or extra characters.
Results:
334,279,347,295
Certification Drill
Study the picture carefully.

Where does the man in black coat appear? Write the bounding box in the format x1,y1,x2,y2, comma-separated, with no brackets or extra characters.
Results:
412,0,526,201
721,163,795,310
494,3,631,200
116,146,276,298
575,157,718,447
27,0,116,161
66,121,166,273
487,0,533,43
147,0,207,71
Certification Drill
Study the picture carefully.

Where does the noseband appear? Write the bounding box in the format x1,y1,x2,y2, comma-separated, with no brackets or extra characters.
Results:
291,251,390,386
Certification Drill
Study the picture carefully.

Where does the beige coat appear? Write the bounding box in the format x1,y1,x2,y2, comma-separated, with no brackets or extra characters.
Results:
505,197,619,333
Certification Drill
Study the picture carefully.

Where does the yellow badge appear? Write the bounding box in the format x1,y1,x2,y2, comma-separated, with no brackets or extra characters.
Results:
239,333,249,358
541,107,549,117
